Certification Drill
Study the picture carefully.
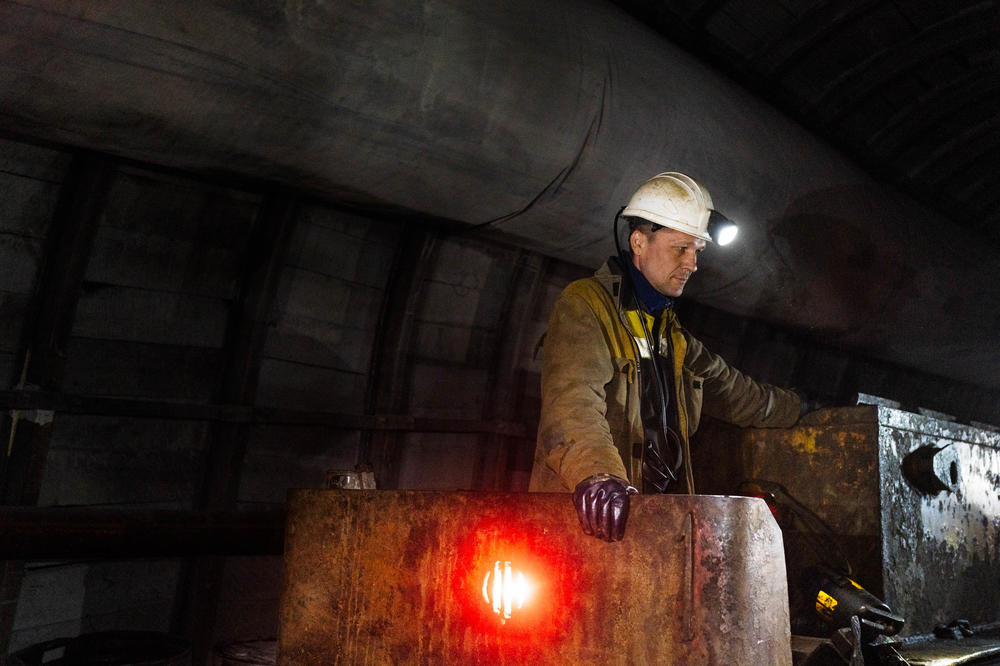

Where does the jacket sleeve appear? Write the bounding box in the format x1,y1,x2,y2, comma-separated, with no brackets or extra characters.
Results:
536,286,630,490
682,330,801,428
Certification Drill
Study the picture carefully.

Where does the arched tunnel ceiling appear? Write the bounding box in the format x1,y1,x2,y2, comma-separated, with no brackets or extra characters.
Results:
1,0,999,390
610,0,1000,245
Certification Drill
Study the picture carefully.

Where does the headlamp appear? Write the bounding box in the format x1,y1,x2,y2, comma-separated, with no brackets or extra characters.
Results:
707,210,738,246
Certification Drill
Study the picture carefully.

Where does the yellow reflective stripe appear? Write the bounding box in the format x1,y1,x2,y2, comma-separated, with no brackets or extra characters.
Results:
815,590,838,620
623,309,655,338
668,314,689,440
572,278,636,362
623,310,656,358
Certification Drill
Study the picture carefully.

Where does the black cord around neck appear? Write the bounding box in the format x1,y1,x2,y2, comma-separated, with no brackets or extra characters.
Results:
612,209,691,493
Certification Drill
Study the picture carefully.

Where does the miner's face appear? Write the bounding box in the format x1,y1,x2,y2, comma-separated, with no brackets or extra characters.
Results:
630,226,706,297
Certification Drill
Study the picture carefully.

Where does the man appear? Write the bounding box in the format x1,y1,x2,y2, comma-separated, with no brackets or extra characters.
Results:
529,171,803,541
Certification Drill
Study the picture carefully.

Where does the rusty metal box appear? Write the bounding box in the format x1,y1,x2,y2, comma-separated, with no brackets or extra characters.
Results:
277,490,791,665
692,405,1000,637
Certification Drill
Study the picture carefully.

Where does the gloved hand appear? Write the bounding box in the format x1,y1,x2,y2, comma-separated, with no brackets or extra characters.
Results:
572,473,639,542
795,389,832,416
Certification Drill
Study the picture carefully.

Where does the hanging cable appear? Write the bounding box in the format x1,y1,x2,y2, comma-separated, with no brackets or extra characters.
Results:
613,210,693,494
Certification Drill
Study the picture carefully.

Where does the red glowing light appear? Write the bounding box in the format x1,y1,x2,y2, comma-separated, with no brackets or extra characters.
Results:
482,561,532,623
450,516,579,648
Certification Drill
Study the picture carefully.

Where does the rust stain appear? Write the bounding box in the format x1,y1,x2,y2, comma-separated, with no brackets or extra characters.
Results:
791,427,821,454
278,490,791,665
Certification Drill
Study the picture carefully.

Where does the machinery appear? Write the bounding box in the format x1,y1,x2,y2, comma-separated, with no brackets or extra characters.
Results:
742,481,905,640
278,491,793,665
696,399,1000,665
276,399,1000,665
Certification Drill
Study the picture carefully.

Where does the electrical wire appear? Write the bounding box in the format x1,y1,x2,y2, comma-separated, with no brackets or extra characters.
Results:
613,210,694,494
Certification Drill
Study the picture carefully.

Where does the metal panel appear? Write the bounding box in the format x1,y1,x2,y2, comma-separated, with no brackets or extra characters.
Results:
278,490,791,665
691,405,1000,637
878,408,1000,634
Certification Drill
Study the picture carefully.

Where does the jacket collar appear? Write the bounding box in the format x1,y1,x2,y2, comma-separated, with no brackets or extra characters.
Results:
595,254,674,315
594,256,630,309
627,259,675,315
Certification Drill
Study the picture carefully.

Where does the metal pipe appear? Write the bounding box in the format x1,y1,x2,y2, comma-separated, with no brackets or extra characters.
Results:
2,0,997,388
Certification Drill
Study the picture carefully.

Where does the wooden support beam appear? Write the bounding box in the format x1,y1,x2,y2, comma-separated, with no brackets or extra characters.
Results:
0,506,285,559
199,192,300,509
0,389,251,421
750,0,881,79
684,0,728,26
362,227,438,490
905,114,1000,182
811,6,999,124
0,389,530,436
177,192,299,665
476,251,546,490
2,151,113,503
867,72,1000,158
0,151,113,654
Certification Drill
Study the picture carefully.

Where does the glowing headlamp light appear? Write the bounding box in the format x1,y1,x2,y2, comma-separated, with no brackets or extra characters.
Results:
708,210,738,246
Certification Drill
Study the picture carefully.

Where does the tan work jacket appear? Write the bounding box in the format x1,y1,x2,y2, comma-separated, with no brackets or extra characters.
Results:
529,261,801,493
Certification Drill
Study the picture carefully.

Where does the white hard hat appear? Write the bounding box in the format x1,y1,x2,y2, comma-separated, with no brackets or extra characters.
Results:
622,172,734,244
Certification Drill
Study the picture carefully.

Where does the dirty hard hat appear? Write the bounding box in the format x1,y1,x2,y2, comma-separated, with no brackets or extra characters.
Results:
622,172,736,244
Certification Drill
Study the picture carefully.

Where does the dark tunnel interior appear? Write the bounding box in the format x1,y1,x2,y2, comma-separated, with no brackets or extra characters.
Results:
1,1,999,664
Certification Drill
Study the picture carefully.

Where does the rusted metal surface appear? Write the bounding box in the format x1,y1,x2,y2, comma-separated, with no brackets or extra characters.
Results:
694,407,882,537
278,490,791,665
691,405,1000,638
883,624,1000,665
692,405,886,629
878,408,1000,635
